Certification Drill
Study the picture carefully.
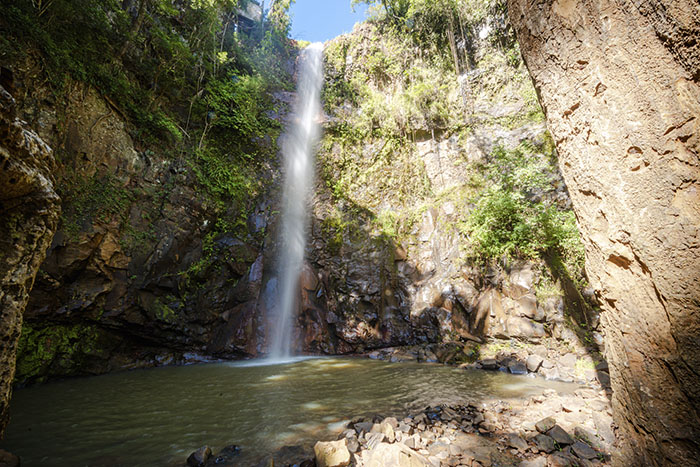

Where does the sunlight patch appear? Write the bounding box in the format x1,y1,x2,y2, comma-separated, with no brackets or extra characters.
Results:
302,401,324,410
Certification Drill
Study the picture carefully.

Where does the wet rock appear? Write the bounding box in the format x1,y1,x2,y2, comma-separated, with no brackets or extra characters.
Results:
533,434,556,453
353,421,374,434
0,450,19,467
481,359,498,370
314,439,351,467
509,361,528,375
571,441,598,460
211,444,241,464
535,417,556,434
547,425,574,446
187,446,212,467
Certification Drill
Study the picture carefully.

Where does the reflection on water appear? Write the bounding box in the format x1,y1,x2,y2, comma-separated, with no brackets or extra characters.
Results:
1,357,579,466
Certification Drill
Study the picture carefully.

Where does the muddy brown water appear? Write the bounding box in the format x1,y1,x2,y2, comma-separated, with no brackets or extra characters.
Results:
1,357,580,466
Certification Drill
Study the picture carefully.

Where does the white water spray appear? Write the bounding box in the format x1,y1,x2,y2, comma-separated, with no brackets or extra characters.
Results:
268,43,324,362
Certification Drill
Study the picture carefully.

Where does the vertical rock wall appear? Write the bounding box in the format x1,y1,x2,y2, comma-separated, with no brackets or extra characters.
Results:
0,84,59,437
507,0,700,465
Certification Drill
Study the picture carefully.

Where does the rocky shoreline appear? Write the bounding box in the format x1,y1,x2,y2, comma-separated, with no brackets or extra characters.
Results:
186,389,614,466
184,351,615,467
365,340,610,391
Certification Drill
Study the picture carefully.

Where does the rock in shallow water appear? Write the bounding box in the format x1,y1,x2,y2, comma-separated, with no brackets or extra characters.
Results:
508,361,528,375
0,450,20,467
211,444,241,464
187,446,211,467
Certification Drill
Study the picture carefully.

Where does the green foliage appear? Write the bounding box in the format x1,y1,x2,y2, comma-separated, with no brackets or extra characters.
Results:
149,296,179,323
375,209,400,238
0,0,294,143
207,74,273,137
352,0,511,72
190,146,258,209
59,171,133,239
463,143,584,272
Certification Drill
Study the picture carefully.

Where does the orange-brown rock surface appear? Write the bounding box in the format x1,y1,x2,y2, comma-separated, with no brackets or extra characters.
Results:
0,84,59,438
507,0,700,464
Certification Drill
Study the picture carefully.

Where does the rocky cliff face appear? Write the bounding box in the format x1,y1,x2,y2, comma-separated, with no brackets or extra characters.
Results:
0,83,59,437
507,0,700,464
10,70,282,383
292,21,603,380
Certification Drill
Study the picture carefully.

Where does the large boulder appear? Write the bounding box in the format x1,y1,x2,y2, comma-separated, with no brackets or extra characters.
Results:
314,439,351,467
0,84,59,437
508,0,700,464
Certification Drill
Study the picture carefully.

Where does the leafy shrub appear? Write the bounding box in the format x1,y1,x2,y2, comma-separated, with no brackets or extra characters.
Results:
191,147,258,207
207,74,271,137
463,143,584,271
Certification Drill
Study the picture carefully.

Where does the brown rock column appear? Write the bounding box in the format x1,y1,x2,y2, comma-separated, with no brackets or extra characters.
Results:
0,85,59,438
507,1,700,465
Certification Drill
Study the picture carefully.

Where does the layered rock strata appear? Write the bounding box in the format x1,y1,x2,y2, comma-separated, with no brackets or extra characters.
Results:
0,84,59,437
507,0,700,464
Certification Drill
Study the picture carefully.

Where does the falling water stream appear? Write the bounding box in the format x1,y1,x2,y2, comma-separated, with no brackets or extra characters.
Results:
268,43,324,361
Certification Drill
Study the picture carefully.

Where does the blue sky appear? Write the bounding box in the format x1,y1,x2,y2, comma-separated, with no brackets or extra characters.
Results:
288,0,368,44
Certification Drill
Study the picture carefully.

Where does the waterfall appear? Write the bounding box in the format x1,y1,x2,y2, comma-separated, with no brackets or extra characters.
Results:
268,43,324,362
